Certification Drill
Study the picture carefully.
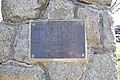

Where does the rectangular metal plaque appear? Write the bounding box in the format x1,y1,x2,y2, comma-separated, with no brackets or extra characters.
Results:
30,20,86,59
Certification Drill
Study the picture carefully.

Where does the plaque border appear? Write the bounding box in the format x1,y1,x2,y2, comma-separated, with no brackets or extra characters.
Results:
29,20,87,63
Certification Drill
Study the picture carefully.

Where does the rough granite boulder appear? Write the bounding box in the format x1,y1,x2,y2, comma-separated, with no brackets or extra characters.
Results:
45,0,75,19
0,21,16,63
77,6,101,48
0,60,48,80
100,11,116,52
80,53,117,80
13,21,29,62
74,0,112,6
44,62,86,80
1,0,46,22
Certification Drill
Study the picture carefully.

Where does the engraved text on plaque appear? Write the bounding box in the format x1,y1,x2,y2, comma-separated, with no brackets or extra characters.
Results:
30,20,86,58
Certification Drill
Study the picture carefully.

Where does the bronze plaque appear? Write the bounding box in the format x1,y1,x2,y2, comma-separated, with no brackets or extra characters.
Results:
30,20,86,59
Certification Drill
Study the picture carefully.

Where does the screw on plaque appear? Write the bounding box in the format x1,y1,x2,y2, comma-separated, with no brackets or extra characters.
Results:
32,54,35,58
32,23,35,27
82,54,85,57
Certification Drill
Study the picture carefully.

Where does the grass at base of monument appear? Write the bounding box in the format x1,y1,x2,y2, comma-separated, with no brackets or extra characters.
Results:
116,45,120,80
118,61,120,80
118,59,120,80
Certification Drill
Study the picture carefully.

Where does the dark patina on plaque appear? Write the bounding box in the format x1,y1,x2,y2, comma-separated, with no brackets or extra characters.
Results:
30,20,86,59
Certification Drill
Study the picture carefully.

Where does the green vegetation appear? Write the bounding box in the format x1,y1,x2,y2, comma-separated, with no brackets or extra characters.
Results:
116,45,120,80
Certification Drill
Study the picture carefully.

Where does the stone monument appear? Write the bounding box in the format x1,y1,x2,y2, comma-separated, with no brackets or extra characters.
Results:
0,0,118,80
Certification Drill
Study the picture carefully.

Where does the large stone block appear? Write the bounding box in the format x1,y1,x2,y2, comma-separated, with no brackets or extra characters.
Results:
77,6,101,49
13,21,29,62
1,0,46,22
75,0,112,6
0,21,16,63
100,11,116,52
0,72,31,80
45,0,75,19
77,6,115,52
80,53,117,80
44,62,86,80
0,60,49,80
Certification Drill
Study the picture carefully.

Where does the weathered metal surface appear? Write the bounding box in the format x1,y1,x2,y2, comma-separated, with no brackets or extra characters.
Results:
30,20,86,58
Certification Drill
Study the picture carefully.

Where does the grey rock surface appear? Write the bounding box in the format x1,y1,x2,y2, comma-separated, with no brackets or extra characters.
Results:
77,6,101,48
13,21,29,62
44,62,86,80
74,0,112,6
0,60,48,80
80,53,118,80
77,5,116,52
100,11,116,52
1,0,46,22
0,21,16,63
45,0,75,19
